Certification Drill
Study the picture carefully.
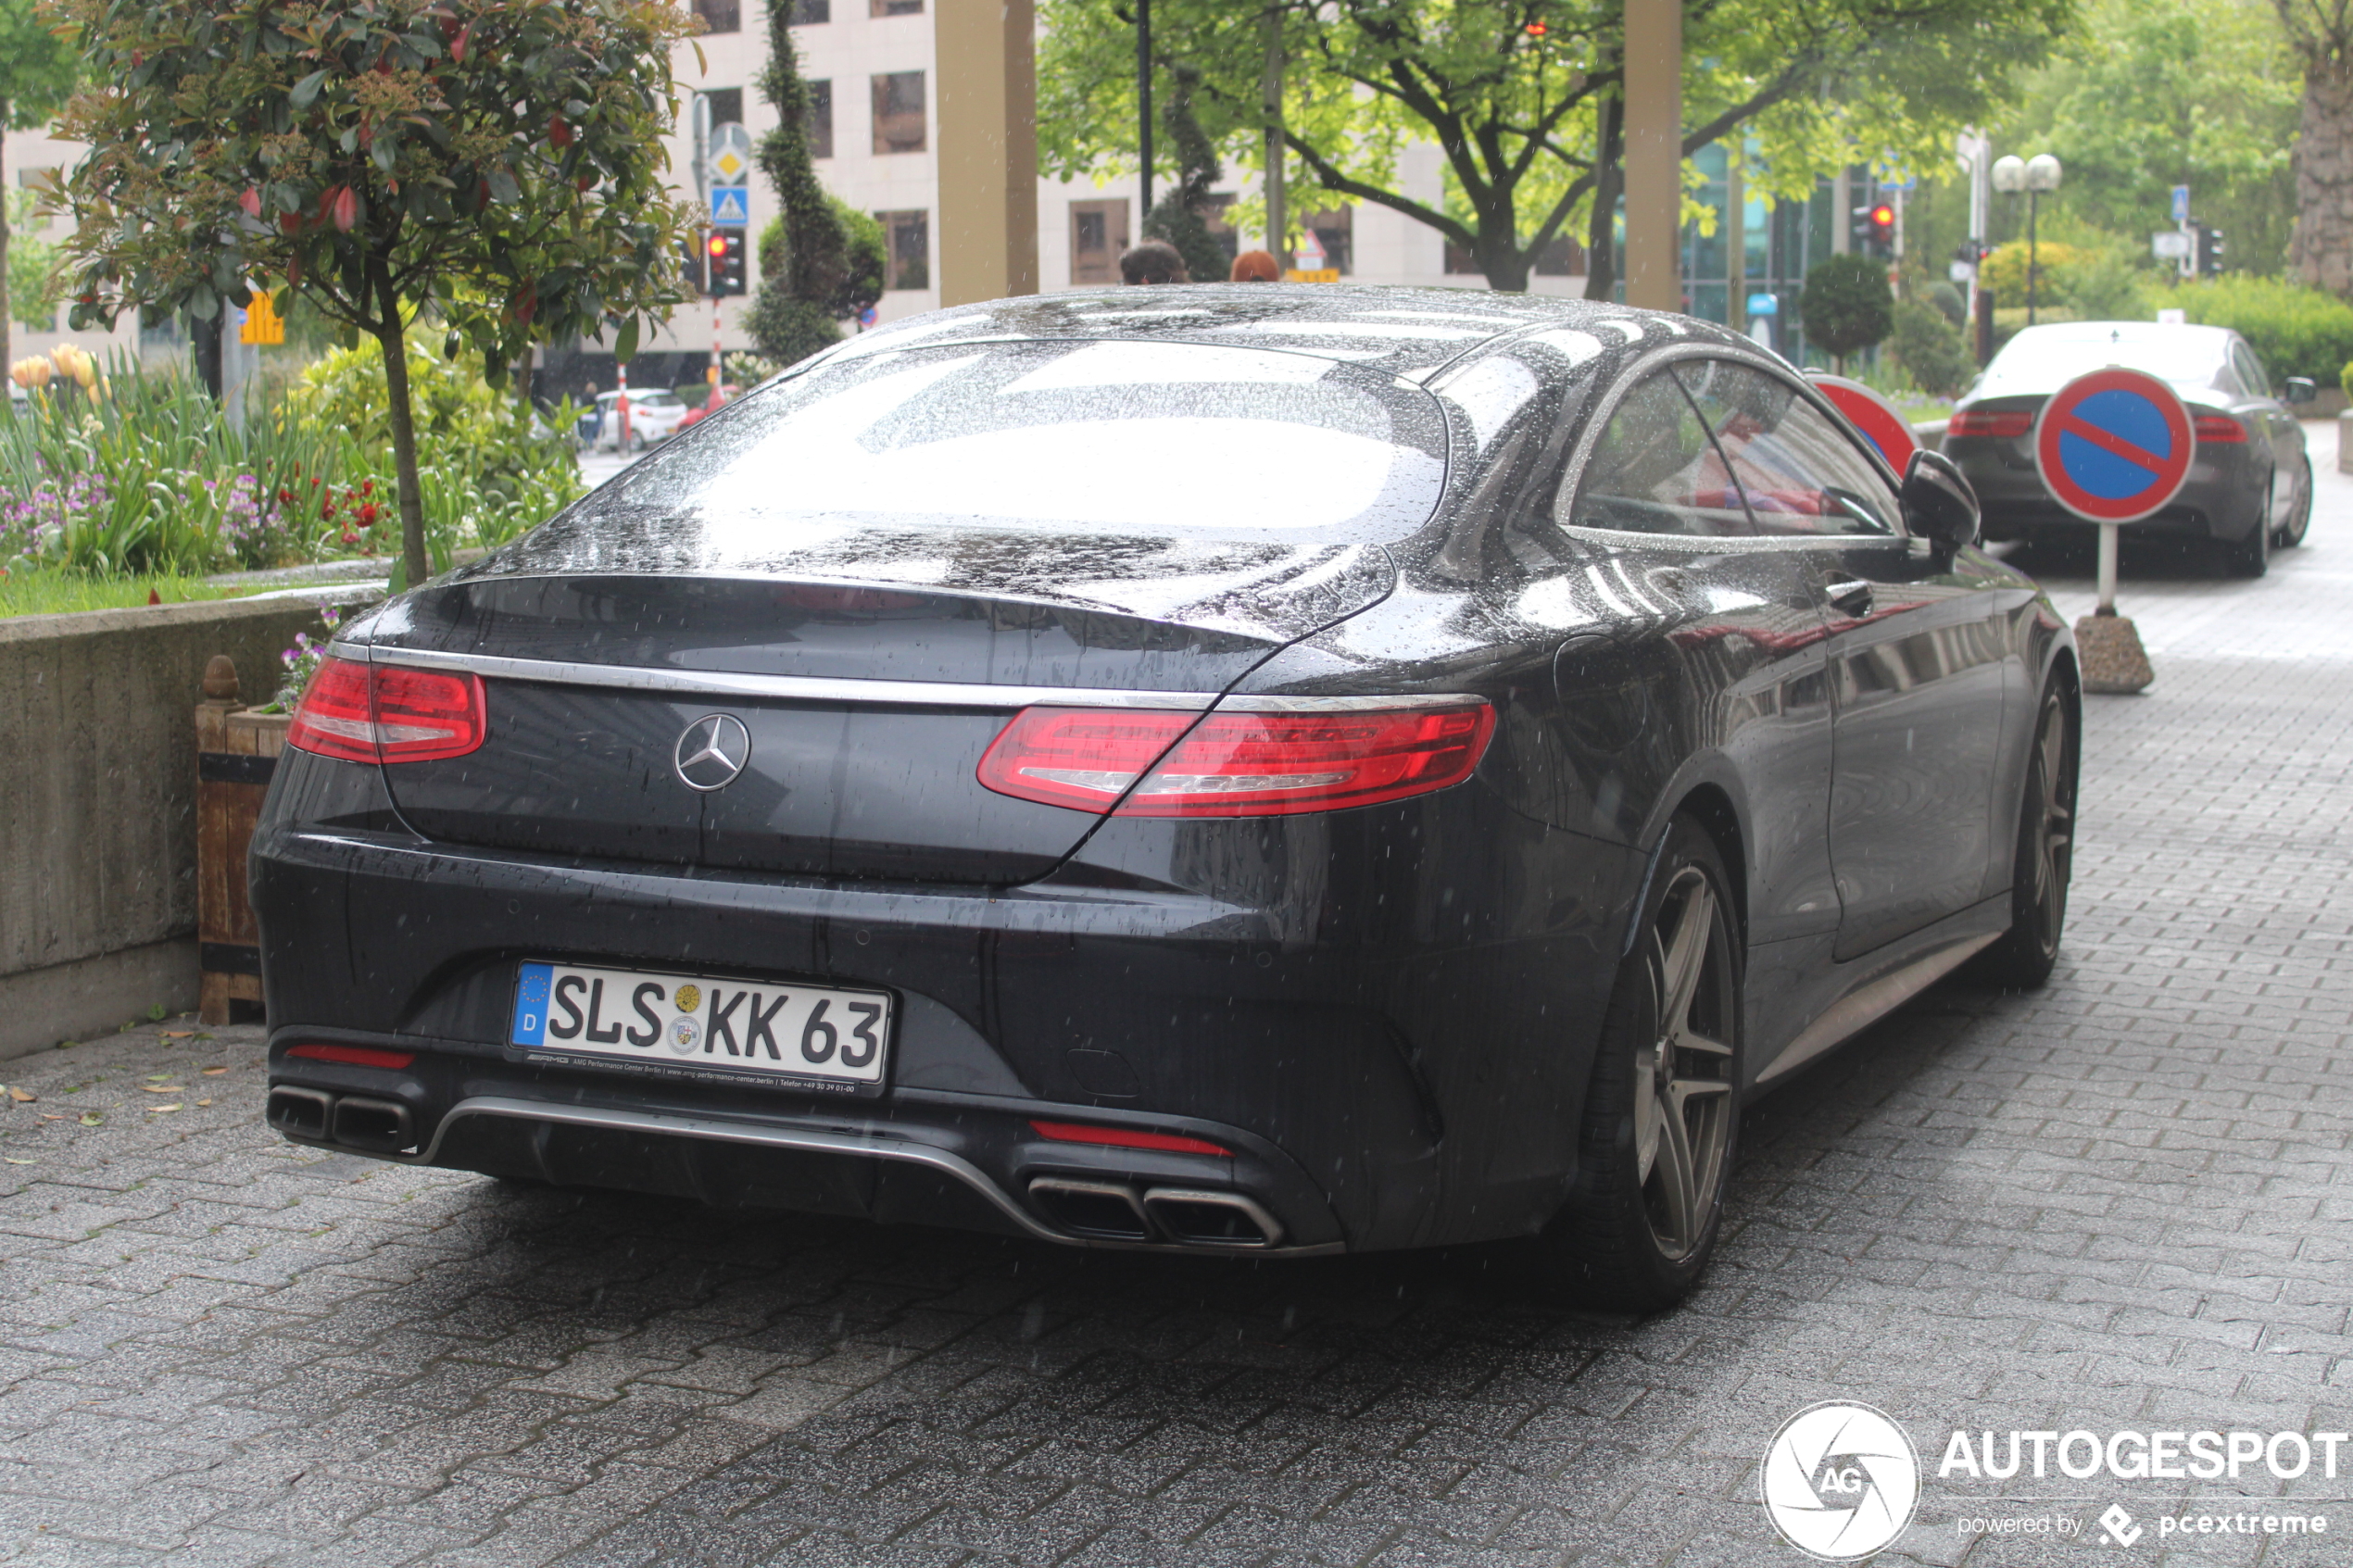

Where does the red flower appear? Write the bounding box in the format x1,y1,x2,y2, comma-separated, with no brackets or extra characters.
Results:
360,479,373,496
278,487,293,503
342,530,361,545
357,502,381,526
321,501,335,520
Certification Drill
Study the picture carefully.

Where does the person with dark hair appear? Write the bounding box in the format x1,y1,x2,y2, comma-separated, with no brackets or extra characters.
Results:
1118,241,1189,284
1230,250,1280,282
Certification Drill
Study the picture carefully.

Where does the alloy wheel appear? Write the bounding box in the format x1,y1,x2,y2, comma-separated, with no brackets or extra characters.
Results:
1632,867,1737,1261
2022,696,2073,957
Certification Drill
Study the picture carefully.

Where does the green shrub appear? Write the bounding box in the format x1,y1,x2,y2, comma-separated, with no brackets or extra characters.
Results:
2171,277,2353,383
1890,302,1974,398
282,339,584,564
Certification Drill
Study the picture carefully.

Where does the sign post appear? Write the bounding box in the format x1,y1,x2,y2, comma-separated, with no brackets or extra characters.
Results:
2032,366,2191,693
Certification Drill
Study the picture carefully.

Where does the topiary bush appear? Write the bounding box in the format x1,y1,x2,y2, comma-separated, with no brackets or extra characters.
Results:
2172,277,2353,384
1800,255,1895,366
1889,301,1974,397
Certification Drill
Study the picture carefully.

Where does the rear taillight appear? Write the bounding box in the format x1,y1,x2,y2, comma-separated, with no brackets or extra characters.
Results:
287,656,487,765
976,698,1496,817
2193,413,2246,443
1948,409,2032,439
285,1043,417,1069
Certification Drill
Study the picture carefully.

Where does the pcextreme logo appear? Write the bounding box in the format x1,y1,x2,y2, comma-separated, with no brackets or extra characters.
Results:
1761,1401,1922,1561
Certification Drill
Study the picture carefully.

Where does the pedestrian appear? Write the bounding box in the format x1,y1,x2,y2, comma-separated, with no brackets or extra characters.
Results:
1118,241,1189,284
1230,250,1280,282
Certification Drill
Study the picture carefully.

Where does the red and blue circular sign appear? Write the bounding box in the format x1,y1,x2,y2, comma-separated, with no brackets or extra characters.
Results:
2033,368,2194,523
1809,373,1919,471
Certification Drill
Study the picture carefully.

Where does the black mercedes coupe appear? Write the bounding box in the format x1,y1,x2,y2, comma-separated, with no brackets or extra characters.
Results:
255,288,2078,1308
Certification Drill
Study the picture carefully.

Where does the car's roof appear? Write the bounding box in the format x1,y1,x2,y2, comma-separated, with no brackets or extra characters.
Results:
821,284,1758,382
2007,320,2235,346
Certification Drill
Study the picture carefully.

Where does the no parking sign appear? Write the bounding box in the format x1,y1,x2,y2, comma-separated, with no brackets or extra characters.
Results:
2033,368,2194,523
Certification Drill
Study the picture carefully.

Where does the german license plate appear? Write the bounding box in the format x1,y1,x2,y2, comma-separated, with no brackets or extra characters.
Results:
510,961,890,1096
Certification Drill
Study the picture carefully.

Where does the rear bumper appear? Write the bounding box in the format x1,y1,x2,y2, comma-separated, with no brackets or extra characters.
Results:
253,749,1640,1254
1947,439,2264,542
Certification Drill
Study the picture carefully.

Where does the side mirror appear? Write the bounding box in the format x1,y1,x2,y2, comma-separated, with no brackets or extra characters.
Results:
2284,376,2317,406
1902,448,1981,555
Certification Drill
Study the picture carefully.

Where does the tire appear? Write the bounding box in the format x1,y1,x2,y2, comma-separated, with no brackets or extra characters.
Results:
2277,456,2313,548
1970,677,2077,990
1534,816,1742,1311
2224,481,2271,577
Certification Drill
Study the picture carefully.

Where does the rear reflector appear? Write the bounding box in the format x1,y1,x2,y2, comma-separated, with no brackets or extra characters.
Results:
977,698,1495,817
1029,1120,1231,1157
285,1043,416,1070
2193,413,2247,443
287,656,487,765
1948,409,2032,439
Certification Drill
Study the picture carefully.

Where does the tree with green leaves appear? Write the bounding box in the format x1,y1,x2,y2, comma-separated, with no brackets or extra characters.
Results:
1143,66,1232,284
1038,0,2072,295
2271,0,2353,294
1801,254,1895,370
53,0,698,586
0,0,80,374
749,0,882,367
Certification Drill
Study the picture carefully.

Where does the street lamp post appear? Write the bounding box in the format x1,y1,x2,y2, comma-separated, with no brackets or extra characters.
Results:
1993,153,2064,326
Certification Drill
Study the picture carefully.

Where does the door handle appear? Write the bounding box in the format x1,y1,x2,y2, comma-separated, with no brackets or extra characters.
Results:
1822,579,1873,617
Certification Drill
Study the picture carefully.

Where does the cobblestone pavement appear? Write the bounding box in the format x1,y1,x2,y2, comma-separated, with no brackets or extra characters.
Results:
3,437,2349,1567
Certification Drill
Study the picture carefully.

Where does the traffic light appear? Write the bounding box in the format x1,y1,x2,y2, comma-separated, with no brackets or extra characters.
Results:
680,236,707,295
1851,203,1896,259
708,227,748,296
2195,223,2226,277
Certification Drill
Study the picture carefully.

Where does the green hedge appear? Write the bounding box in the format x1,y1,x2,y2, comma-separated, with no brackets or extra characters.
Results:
2171,278,2353,384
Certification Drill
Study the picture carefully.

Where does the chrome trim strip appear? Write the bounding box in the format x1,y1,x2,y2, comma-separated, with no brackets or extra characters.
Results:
1755,931,2000,1083
363,645,1481,716
365,646,1222,709
1141,1185,1286,1248
400,1097,1346,1256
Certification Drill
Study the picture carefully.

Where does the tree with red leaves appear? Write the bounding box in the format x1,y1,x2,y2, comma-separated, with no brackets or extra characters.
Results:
52,0,701,586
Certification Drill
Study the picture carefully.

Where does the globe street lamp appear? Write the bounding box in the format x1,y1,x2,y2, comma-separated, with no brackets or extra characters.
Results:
1993,153,2064,326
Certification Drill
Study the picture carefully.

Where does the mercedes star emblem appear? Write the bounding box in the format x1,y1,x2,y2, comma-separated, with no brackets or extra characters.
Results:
673,713,751,792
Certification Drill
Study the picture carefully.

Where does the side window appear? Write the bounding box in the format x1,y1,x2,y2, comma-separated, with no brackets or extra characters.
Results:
2233,342,2271,399
1562,371,1755,538
1675,360,1899,537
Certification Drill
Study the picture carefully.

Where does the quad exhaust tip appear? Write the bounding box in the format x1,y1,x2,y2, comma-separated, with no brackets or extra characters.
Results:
1027,1177,1281,1248
266,1085,417,1155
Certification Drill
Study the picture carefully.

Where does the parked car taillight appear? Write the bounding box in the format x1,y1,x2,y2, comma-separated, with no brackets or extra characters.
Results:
976,699,1495,817
2193,414,2247,443
287,656,488,765
1948,409,2033,438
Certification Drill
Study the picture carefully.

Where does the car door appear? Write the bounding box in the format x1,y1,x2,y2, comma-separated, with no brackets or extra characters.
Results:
1675,358,2017,960
2229,339,2296,527
1554,364,1842,951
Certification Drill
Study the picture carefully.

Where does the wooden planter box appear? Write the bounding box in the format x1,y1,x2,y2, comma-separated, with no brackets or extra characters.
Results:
195,656,292,1025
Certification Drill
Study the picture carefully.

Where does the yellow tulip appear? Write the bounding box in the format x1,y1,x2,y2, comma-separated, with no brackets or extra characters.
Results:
9,358,53,390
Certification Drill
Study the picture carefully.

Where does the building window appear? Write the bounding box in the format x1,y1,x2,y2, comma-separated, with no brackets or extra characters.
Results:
1302,207,1353,274
691,0,740,32
878,210,929,290
871,71,926,154
870,0,923,14
808,81,833,159
1069,199,1130,284
704,88,743,131
790,0,830,21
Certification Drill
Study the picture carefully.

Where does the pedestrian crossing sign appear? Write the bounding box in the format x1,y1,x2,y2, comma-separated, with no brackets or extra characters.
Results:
711,187,750,226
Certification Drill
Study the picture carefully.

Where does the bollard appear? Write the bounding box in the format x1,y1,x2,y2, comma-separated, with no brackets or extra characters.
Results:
2075,521,2154,694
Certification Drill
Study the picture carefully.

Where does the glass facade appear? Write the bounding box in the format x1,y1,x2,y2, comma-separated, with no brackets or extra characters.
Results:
1655,147,1851,368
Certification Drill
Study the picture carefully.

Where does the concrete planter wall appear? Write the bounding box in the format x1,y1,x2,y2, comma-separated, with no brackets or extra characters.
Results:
0,589,377,1060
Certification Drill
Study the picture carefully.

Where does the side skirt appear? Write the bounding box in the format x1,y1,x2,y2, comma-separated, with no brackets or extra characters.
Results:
1749,896,2010,1085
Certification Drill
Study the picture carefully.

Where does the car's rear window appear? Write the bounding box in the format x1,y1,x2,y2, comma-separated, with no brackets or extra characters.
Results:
601,339,1448,544
1981,328,2229,393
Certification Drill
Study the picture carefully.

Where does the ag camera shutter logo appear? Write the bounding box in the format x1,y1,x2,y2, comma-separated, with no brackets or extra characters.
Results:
1762,1401,1921,1560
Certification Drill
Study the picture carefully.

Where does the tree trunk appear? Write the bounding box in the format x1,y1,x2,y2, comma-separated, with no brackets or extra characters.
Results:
1585,88,1625,301
1479,217,1532,292
2292,61,2353,296
371,259,430,587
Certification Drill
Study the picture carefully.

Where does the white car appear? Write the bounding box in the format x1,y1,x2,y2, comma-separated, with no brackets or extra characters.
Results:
590,388,689,452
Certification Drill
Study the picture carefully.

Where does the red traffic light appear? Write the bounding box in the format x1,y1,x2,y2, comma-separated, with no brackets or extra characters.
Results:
707,232,728,258
1868,204,1895,230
